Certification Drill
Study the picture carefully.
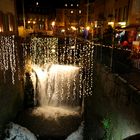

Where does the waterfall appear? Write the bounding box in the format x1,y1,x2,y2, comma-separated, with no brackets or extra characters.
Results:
31,64,82,108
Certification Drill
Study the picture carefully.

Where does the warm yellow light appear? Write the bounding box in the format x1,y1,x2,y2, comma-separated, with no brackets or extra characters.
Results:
28,21,31,24
86,26,90,30
71,45,75,49
31,65,46,81
49,64,79,73
51,21,55,27
118,22,126,28
61,29,65,32
70,10,74,14
71,26,77,31
9,26,13,31
51,49,56,53
31,64,79,82
0,27,2,32
36,2,39,6
33,21,36,24
108,22,114,27
94,21,97,28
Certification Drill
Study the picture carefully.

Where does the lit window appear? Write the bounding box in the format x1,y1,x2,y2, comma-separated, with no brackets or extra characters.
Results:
0,12,4,32
8,13,14,32
79,10,81,14
36,2,39,6
77,4,79,7
71,10,73,14
71,4,73,6
65,4,67,7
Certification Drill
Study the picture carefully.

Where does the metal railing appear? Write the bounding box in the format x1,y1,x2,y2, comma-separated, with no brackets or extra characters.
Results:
94,44,136,74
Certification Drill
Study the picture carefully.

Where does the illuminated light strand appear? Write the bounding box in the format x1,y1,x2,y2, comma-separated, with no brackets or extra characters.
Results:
5,37,9,71
0,35,18,84
82,44,87,97
65,38,71,100
24,37,94,102
72,41,77,100
62,44,65,64
88,44,92,96
54,74,59,103
78,44,83,98
90,46,94,95
87,44,91,96
16,44,21,81
90,45,94,96
11,36,16,84
2,36,7,82
44,38,47,64
60,73,64,101
67,75,71,100
84,44,88,95
0,44,3,71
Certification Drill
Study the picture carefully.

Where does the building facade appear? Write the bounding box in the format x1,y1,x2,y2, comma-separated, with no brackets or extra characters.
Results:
55,2,83,35
17,0,50,37
0,0,17,34
93,0,140,29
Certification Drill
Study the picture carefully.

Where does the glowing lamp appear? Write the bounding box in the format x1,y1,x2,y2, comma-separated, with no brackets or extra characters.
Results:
118,22,126,28
0,27,2,32
86,26,90,30
108,22,114,27
27,21,31,24
61,29,65,32
71,26,76,31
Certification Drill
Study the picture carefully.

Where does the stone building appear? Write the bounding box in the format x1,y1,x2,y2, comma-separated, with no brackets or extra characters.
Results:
0,0,17,34
93,0,140,29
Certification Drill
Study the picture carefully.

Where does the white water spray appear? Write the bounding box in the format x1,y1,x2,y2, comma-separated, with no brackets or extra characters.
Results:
31,64,82,107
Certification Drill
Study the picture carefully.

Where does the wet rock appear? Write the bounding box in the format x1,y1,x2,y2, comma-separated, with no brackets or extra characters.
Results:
3,122,37,140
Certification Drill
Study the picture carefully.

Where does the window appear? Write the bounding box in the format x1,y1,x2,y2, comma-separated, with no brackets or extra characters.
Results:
70,10,73,14
118,8,121,21
0,11,4,32
8,13,14,31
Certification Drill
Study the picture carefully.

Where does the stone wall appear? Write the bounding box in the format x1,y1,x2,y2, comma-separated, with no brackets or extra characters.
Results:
0,69,23,138
0,36,24,138
84,63,140,140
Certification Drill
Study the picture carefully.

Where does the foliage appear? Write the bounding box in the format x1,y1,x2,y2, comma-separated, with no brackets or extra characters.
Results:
102,115,112,140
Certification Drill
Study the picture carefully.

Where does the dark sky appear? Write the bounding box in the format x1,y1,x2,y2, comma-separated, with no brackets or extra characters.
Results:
16,0,94,14
24,0,76,8
23,0,94,8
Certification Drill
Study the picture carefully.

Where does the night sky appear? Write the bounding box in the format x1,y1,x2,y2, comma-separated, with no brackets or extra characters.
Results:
16,0,94,14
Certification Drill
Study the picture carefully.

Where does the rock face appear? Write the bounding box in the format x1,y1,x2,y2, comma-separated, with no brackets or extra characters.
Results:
3,122,37,140
84,63,140,140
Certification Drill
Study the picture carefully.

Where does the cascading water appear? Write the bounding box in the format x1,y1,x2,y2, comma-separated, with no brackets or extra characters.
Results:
31,64,82,107
20,36,94,138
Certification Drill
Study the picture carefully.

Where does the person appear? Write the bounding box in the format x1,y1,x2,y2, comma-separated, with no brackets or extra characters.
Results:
24,72,34,108
83,28,88,40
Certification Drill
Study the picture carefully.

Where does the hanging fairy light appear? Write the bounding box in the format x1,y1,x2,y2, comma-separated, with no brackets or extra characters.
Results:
0,35,18,84
72,38,77,100
24,36,95,104
29,37,58,66
90,45,94,95
78,43,83,98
